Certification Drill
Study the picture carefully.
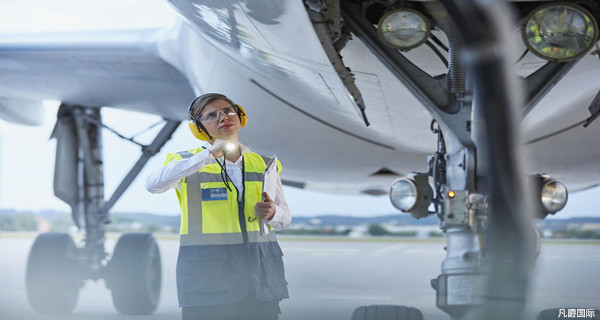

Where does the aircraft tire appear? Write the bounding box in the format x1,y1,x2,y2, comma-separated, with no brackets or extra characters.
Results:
106,233,161,315
351,305,424,320
25,232,80,314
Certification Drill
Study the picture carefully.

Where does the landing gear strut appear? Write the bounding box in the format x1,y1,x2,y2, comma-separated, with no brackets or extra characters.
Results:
25,104,179,314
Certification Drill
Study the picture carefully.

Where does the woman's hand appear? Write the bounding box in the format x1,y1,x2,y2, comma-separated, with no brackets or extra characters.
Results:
255,192,276,221
209,139,238,159
209,139,226,158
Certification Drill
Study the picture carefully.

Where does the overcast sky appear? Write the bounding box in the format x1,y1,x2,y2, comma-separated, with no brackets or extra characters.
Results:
0,0,598,219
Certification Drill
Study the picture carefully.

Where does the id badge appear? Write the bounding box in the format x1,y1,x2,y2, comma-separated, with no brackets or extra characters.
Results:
202,188,228,201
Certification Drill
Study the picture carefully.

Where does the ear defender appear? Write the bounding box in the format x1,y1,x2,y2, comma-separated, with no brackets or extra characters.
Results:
188,120,212,141
236,104,248,127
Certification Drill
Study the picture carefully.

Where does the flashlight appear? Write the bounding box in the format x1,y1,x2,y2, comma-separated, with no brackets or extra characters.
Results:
221,141,236,154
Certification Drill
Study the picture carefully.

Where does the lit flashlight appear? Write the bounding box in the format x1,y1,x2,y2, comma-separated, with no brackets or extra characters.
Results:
221,141,236,153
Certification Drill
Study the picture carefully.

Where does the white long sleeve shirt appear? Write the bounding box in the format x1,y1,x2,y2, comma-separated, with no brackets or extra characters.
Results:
145,143,291,229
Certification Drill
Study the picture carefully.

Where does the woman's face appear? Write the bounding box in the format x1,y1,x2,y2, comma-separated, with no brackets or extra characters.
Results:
199,99,242,141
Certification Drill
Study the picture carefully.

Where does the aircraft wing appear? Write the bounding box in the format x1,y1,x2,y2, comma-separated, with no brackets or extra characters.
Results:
0,28,195,122
0,23,431,197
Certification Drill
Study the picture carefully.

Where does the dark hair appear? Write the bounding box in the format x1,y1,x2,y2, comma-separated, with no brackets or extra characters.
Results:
188,93,234,120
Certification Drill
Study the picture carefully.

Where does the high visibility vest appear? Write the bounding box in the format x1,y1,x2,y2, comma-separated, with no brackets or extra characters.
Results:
165,147,288,307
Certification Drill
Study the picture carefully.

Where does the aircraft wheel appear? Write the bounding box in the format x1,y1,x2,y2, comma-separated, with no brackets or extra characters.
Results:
351,305,424,320
106,233,161,315
26,232,81,314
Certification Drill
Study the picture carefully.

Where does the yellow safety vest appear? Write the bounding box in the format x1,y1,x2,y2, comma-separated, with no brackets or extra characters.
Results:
166,147,288,307
164,147,282,246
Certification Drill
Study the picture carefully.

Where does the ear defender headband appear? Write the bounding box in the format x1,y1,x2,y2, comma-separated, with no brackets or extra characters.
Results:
187,100,248,141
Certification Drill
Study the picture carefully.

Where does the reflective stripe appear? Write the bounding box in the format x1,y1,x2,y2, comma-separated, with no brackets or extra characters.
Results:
180,230,277,246
188,172,225,183
180,232,243,246
259,154,282,175
185,173,204,236
248,230,278,243
260,154,271,166
245,172,263,182
177,150,194,159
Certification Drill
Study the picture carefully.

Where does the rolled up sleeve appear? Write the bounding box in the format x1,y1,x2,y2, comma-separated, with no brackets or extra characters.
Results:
268,175,291,229
145,151,213,194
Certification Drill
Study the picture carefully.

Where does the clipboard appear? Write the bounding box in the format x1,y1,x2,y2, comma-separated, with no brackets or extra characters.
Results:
260,155,278,236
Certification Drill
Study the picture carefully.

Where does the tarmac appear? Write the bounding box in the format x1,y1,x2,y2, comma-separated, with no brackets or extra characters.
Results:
0,233,598,320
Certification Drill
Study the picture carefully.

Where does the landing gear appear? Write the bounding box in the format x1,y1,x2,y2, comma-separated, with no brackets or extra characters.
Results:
25,233,82,314
340,0,548,319
106,233,162,315
25,104,179,315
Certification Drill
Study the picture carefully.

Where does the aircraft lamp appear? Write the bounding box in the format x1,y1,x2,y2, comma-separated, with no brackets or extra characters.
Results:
377,8,430,51
530,174,568,218
389,174,433,218
522,3,599,61
390,178,418,211
540,179,568,213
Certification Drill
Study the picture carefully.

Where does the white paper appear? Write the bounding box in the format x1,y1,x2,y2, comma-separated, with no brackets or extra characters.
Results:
261,155,277,236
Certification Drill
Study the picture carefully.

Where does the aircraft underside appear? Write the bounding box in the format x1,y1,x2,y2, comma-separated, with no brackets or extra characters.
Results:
2,0,599,319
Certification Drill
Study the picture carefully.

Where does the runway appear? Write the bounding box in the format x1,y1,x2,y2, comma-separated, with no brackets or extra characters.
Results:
0,233,598,320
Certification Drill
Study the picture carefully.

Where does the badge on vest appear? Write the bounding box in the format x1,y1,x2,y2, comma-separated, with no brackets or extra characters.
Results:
202,188,228,201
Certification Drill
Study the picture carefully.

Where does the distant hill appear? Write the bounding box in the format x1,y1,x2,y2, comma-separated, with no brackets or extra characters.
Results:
291,214,439,226
1,209,599,233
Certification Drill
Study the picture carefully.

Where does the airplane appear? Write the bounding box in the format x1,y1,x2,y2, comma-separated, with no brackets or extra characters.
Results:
1,0,599,319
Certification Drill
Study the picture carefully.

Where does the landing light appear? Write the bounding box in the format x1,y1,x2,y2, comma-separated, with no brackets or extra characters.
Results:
540,179,568,213
522,3,599,61
389,173,432,218
531,175,568,218
377,8,430,51
390,178,418,211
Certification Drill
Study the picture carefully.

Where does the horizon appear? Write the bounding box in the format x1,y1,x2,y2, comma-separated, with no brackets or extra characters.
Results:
1,207,598,222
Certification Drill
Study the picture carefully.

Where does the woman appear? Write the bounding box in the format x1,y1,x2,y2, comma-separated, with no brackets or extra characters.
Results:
146,93,291,320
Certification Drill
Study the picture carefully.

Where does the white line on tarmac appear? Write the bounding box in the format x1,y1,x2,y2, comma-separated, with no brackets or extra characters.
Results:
373,243,407,254
313,295,394,300
541,255,600,261
403,249,444,256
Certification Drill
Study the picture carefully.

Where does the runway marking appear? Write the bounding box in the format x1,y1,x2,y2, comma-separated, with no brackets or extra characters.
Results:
313,295,393,300
403,249,444,256
373,243,407,254
284,248,361,254
541,255,600,261
312,250,361,256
